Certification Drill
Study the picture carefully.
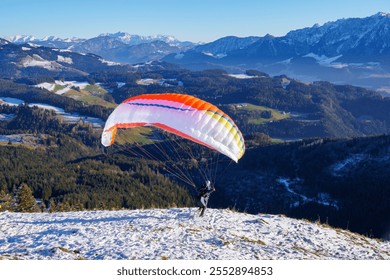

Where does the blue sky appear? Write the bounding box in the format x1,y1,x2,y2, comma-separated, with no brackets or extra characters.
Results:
1,0,389,42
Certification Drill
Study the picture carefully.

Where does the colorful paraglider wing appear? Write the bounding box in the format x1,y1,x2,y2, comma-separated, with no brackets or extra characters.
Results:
101,93,245,162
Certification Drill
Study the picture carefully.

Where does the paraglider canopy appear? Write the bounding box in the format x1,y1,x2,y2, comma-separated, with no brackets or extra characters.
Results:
101,93,245,162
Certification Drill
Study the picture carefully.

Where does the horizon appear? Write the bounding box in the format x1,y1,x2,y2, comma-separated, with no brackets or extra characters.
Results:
1,0,389,43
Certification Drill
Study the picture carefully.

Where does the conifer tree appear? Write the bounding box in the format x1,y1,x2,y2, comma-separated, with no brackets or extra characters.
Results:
16,183,38,212
0,188,14,211
49,198,56,213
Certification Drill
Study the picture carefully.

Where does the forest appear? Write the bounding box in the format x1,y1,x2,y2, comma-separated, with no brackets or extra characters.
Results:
0,104,194,212
213,135,390,240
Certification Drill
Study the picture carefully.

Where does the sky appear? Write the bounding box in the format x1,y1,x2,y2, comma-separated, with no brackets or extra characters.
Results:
1,0,389,42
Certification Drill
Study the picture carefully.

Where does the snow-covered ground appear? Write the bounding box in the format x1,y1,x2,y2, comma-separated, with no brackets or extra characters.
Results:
34,80,90,95
0,97,24,106
29,103,104,128
277,178,339,209
303,53,343,67
330,154,367,176
21,54,63,70
1,208,389,260
136,78,183,87
226,74,256,79
0,113,15,121
0,97,104,128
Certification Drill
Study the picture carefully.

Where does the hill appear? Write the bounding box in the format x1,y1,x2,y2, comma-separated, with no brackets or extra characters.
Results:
1,208,389,260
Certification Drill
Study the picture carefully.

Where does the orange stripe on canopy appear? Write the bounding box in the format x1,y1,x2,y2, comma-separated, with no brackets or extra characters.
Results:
105,122,147,131
123,93,228,118
105,121,216,152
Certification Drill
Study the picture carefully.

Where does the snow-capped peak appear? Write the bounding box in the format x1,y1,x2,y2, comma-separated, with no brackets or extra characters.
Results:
0,38,9,45
41,35,61,41
4,34,37,43
5,35,83,44
284,12,390,50
98,32,179,45
376,12,390,18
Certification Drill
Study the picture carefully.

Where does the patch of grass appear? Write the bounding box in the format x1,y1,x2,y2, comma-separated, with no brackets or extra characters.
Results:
63,89,116,108
115,127,155,145
57,247,71,253
0,254,20,260
292,245,322,258
259,218,269,225
232,103,291,125
53,84,66,92
187,228,202,233
84,84,107,95
222,240,233,246
239,236,266,245
153,226,174,232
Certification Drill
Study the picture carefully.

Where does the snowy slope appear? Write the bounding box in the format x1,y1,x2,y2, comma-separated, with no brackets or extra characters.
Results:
1,208,389,260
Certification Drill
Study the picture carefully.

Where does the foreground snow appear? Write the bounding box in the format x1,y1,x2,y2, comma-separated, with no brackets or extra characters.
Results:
0,208,389,260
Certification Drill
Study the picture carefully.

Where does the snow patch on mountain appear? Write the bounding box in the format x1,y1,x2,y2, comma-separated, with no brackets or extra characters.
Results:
0,96,104,128
98,58,122,66
227,74,256,79
57,55,73,64
136,78,183,87
5,35,37,43
21,54,62,70
330,154,367,176
303,53,343,66
202,51,227,59
34,80,89,95
0,113,15,121
277,178,339,209
5,35,82,44
98,32,179,45
35,82,56,92
0,97,24,106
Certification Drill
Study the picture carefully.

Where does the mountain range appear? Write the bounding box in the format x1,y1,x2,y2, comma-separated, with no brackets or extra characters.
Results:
5,32,195,65
164,12,390,91
0,38,133,79
3,13,390,90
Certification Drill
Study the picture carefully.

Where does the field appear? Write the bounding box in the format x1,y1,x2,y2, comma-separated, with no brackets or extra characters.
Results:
232,103,291,125
35,81,117,108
